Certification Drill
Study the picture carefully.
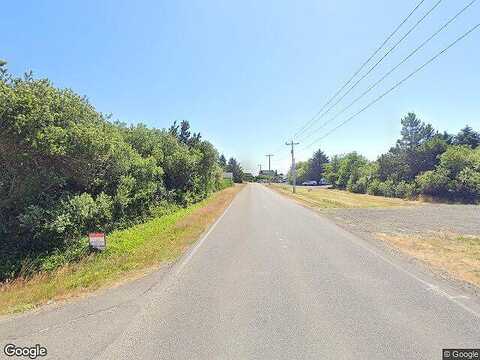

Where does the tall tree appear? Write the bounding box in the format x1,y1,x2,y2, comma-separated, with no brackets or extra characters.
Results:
226,157,243,183
0,59,8,80
287,161,309,184
307,149,329,182
218,154,227,170
454,125,480,148
397,113,436,150
169,120,201,147
381,113,444,181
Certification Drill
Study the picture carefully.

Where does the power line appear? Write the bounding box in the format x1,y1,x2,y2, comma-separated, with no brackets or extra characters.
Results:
304,22,480,150
300,0,477,144
293,0,426,139
295,0,442,141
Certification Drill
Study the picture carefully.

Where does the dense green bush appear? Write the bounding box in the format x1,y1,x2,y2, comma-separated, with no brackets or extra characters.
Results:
366,179,381,196
416,146,480,200
320,113,479,203
416,169,450,196
324,152,367,190
394,181,418,199
0,70,226,280
289,149,329,184
377,180,396,198
217,178,234,190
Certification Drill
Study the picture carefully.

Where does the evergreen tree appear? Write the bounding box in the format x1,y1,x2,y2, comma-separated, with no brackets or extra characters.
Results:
454,125,480,148
307,149,329,182
226,157,243,183
397,113,436,150
218,154,227,169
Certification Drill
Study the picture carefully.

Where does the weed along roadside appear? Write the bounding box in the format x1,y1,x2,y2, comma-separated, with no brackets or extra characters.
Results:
269,183,416,209
0,185,244,316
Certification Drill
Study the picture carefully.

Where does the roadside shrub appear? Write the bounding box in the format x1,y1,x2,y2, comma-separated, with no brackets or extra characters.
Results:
0,70,225,281
324,153,368,189
336,152,368,189
367,179,382,196
416,169,450,196
217,178,234,190
377,180,396,198
416,146,480,200
456,167,480,199
347,177,366,194
38,237,90,273
323,156,341,188
350,163,379,194
395,181,418,199
17,193,114,254
439,145,475,178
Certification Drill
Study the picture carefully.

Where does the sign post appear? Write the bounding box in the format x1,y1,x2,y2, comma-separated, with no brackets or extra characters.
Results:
88,232,106,251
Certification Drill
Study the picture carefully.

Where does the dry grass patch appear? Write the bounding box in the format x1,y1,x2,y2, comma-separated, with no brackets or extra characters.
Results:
0,185,243,315
271,184,416,209
377,232,480,287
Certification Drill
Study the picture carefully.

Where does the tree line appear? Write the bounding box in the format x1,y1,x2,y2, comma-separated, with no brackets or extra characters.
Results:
289,113,480,202
218,154,244,183
0,64,231,280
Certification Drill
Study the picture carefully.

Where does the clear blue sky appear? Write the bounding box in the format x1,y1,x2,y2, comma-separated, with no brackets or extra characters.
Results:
2,0,479,174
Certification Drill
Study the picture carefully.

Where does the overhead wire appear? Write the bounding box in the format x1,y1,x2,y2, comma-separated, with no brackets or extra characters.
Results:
303,22,480,150
295,0,444,141
300,0,477,144
293,0,427,139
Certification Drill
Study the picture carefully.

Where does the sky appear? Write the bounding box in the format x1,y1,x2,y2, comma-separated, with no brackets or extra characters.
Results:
2,0,479,174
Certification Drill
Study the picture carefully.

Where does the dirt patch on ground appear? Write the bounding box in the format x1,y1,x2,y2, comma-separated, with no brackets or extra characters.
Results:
324,204,480,236
322,203,480,290
377,232,480,288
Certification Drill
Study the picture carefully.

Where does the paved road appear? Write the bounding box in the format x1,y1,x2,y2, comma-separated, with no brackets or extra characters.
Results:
1,184,479,359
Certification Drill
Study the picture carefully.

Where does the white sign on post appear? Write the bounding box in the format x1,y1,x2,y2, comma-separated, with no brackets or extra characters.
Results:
88,232,106,250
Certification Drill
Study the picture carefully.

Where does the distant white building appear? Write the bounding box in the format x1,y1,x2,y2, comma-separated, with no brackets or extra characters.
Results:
223,172,233,180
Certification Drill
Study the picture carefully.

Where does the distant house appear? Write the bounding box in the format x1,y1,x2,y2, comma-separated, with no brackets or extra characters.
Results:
223,172,233,180
243,173,254,182
259,170,276,177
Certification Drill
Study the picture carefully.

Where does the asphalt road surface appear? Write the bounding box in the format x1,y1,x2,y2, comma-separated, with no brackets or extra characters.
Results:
1,184,479,359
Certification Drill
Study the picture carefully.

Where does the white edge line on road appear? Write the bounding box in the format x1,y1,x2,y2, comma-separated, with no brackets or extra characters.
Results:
265,184,480,319
173,190,238,277
336,223,480,319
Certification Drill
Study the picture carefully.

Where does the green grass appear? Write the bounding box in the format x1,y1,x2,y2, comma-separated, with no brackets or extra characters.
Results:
0,186,242,315
271,184,417,209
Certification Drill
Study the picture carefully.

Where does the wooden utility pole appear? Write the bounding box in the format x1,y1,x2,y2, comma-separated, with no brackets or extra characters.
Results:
265,154,274,171
285,141,300,193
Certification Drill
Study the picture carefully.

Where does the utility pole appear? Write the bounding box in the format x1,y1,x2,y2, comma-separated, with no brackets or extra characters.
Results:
285,141,300,193
265,154,274,172
257,164,262,174
265,154,274,185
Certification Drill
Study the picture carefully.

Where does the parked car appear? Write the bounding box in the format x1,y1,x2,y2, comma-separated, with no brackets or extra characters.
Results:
301,180,317,186
317,178,329,186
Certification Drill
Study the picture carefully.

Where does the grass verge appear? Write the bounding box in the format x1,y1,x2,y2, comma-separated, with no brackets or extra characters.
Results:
270,184,416,209
377,232,480,288
0,185,243,316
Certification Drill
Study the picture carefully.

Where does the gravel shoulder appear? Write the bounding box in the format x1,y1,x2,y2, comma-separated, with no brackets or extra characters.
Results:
321,203,480,296
271,184,480,296
322,203,480,236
